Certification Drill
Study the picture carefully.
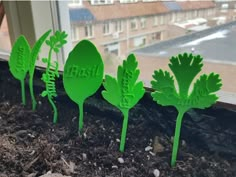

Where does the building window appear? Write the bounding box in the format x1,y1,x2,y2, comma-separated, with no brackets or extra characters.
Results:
103,22,111,35
85,25,94,38
134,36,146,47
160,16,164,25
120,0,138,3
69,0,83,6
140,18,146,29
114,20,123,32
151,32,161,42
91,0,113,5
153,16,158,26
130,19,138,30
71,25,79,41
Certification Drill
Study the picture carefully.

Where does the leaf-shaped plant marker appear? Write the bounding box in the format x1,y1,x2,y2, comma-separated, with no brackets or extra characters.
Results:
151,53,222,167
102,54,145,152
63,40,104,133
9,36,31,105
29,30,51,110
41,31,67,123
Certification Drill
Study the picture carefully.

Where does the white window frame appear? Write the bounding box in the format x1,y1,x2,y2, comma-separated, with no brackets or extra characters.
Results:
85,24,94,38
68,0,83,7
120,0,138,3
71,25,80,42
91,0,114,5
3,1,68,65
140,18,146,29
103,22,111,35
114,20,123,32
153,16,158,26
130,18,138,30
160,15,164,25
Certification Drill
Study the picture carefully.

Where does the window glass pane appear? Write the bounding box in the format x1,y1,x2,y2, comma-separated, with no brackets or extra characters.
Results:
59,0,236,96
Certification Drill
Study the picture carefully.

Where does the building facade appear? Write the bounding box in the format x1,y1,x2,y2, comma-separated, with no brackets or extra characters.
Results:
69,0,216,59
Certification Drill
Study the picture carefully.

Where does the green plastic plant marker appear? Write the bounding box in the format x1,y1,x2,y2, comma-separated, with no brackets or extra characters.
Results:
29,30,51,110
151,53,222,167
9,35,31,105
41,31,67,124
63,40,104,133
102,54,145,152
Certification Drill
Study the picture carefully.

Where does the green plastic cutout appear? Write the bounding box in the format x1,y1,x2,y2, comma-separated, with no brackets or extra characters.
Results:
102,54,145,152
151,53,222,167
41,31,67,124
29,30,51,110
9,36,31,105
63,40,104,132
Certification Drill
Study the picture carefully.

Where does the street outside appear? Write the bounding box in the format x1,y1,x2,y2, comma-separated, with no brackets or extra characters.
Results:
135,25,236,64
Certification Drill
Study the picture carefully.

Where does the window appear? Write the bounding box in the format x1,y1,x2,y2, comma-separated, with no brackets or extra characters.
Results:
160,16,164,25
120,0,138,3
140,18,146,29
71,25,79,41
85,25,94,38
91,0,113,5
114,20,123,32
153,16,158,26
151,32,161,42
68,0,83,7
134,36,146,47
103,22,111,35
2,1,236,105
130,19,138,30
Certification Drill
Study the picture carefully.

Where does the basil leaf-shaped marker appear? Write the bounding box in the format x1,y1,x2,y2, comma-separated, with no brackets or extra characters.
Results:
63,40,104,132
29,30,51,110
151,53,222,167
9,36,31,105
102,54,145,152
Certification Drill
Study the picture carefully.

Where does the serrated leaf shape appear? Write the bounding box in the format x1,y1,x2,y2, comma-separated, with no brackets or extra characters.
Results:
151,70,179,106
9,35,31,80
29,30,51,75
102,75,121,107
46,31,68,50
169,53,203,97
189,73,222,109
102,54,145,112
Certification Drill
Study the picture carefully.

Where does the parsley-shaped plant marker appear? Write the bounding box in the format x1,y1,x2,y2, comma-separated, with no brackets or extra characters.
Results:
41,31,67,124
63,40,104,133
102,54,145,152
151,53,222,167
9,36,31,105
29,30,51,110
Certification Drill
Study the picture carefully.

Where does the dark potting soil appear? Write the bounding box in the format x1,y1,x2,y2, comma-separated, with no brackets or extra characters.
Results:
0,60,236,177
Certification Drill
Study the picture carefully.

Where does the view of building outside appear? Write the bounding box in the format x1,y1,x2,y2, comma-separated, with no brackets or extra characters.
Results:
67,0,236,94
0,0,235,96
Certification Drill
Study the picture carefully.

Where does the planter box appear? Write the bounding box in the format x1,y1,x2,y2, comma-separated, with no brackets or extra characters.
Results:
0,59,235,177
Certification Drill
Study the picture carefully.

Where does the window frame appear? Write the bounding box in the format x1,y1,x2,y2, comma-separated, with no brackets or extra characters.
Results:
114,20,123,33
140,17,146,29
2,1,67,65
85,24,94,38
103,22,111,35
1,1,236,107
130,18,138,30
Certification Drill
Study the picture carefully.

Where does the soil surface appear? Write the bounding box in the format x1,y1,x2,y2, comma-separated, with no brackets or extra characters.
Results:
0,61,236,177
